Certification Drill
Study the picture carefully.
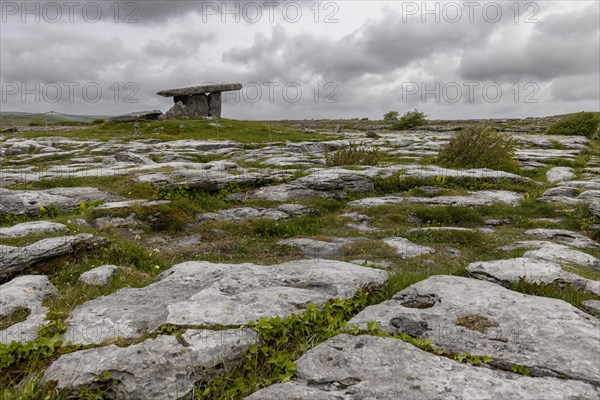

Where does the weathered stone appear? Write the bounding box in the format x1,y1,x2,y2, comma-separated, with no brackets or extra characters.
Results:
383,237,436,258
0,187,122,215
348,275,600,385
525,229,599,249
520,241,599,270
0,275,57,344
582,300,600,317
79,265,120,286
44,329,259,400
278,238,364,258
208,91,222,118
165,101,187,119
157,83,243,97
94,200,170,211
546,166,575,183
108,111,163,123
0,221,68,239
247,334,599,400
0,234,107,279
94,214,141,229
63,260,388,345
466,257,600,295
350,190,523,208
591,202,600,217
407,227,475,234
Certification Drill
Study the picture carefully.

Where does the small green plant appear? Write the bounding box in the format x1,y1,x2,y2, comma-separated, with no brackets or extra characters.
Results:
546,112,600,138
437,127,517,172
324,142,381,166
454,352,493,365
195,291,371,399
511,364,530,376
391,109,428,131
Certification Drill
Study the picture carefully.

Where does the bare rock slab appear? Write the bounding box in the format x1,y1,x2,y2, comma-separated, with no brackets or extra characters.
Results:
278,238,365,258
546,166,576,183
1,275,57,344
348,275,600,385
63,260,388,345
247,334,599,400
44,329,258,400
466,257,600,296
525,229,599,249
350,190,523,208
0,187,122,215
78,265,120,286
383,237,436,258
0,221,68,239
0,234,107,279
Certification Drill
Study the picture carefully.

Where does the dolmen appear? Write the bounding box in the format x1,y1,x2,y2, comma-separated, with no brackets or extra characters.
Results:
157,83,243,119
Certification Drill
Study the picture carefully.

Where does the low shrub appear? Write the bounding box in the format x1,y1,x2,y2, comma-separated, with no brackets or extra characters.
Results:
437,127,517,171
546,112,600,138
391,110,427,130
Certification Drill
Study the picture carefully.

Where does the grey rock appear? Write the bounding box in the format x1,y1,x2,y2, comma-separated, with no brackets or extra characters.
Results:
350,190,523,208
546,167,576,183
466,257,600,296
406,227,475,233
521,242,599,270
44,329,258,400
94,200,171,210
0,234,107,279
278,238,364,258
0,221,68,239
591,202,600,217
383,237,436,258
94,214,141,229
525,229,599,249
0,187,122,215
79,265,120,286
348,275,600,385
197,207,289,224
108,110,163,123
0,275,58,344
247,334,599,400
582,300,600,317
63,260,387,345
157,83,243,97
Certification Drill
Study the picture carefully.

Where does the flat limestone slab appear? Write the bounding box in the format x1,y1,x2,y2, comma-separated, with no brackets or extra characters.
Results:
0,187,122,215
348,275,600,385
0,234,107,279
0,221,68,239
247,334,599,400
349,190,524,208
0,275,57,344
44,329,258,400
466,257,600,296
157,83,243,97
63,260,388,345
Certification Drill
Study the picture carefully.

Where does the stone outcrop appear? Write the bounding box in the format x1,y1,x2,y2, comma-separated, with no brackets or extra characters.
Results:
348,275,600,385
0,234,107,279
63,260,388,345
157,83,242,119
0,275,58,344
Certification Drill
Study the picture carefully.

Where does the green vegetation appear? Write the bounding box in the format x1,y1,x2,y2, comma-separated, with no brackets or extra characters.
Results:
546,112,600,138
324,142,381,166
437,127,517,171
389,109,428,131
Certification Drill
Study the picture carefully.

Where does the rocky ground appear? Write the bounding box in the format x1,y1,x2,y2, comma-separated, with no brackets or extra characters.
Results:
0,116,599,399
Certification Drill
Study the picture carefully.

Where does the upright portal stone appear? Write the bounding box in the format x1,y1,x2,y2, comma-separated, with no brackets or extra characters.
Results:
158,83,242,119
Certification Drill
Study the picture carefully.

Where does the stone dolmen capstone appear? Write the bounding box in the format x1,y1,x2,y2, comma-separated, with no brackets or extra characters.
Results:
157,83,243,119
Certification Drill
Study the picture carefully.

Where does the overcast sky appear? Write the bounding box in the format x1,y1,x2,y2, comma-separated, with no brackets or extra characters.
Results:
1,0,599,120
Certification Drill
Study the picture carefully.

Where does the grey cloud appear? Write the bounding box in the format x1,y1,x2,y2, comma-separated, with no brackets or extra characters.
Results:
459,4,600,81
